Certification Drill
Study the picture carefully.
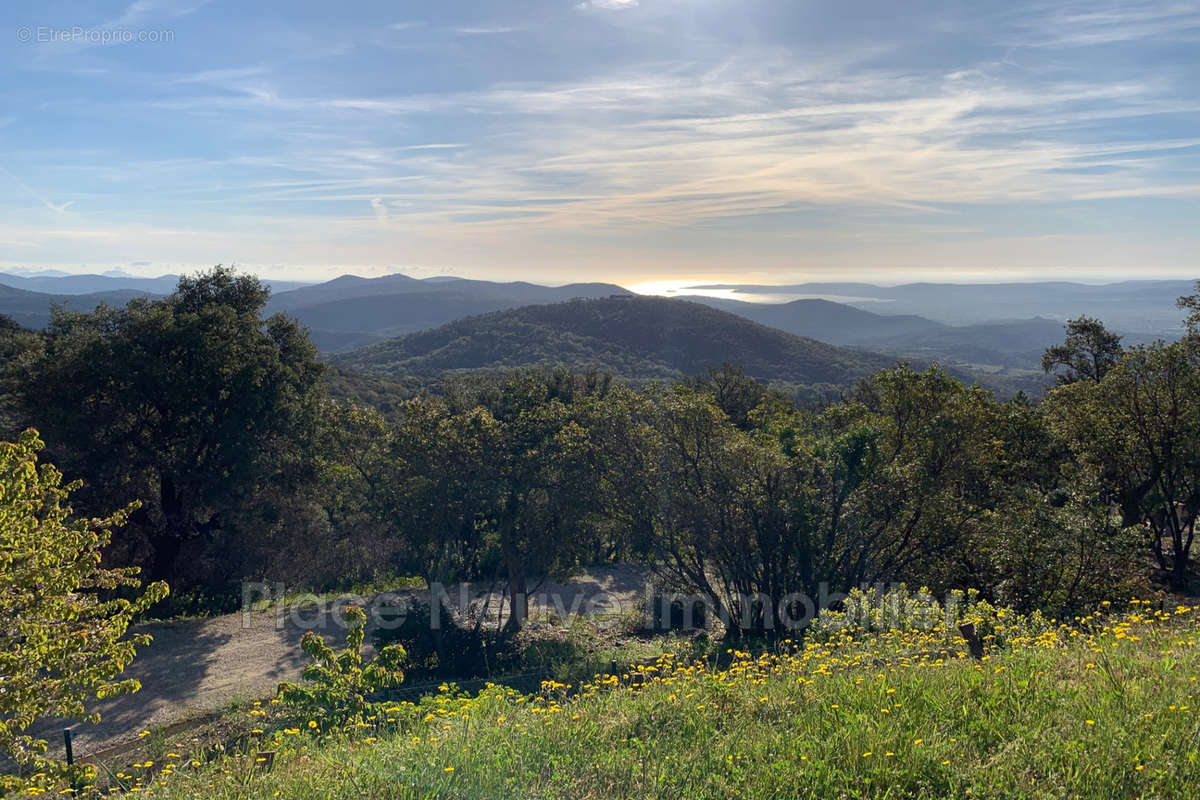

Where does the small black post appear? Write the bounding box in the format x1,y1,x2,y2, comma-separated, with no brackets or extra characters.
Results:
958,622,985,660
63,728,74,766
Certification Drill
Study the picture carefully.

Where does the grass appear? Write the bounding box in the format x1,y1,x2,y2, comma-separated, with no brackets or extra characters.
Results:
31,601,1200,799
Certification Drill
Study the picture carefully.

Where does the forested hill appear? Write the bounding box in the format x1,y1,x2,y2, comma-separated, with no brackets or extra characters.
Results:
0,283,155,329
262,274,632,351
332,295,896,385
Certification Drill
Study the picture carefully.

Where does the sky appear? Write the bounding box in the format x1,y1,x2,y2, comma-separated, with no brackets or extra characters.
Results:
2,0,1199,287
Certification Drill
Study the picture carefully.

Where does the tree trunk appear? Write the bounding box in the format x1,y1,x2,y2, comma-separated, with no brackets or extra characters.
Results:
502,553,527,633
152,472,187,584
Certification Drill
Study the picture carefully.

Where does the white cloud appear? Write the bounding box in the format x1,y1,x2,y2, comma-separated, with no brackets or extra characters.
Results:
401,143,465,151
577,0,639,11
92,56,1199,240
107,0,210,27
453,26,522,35
167,66,269,86
370,197,388,222
1008,1,1200,47
9,0,1200,281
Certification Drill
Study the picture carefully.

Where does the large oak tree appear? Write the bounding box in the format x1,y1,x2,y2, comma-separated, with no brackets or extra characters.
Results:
12,267,324,603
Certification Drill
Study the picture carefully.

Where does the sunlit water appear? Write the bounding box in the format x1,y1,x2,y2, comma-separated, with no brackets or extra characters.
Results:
626,280,890,305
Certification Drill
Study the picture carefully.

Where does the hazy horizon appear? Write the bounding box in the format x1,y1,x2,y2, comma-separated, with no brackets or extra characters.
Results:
4,265,1197,296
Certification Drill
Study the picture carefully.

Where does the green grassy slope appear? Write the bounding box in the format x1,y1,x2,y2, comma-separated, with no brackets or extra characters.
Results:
91,601,1200,800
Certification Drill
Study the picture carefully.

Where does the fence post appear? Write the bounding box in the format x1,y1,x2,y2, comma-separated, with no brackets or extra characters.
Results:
63,728,74,766
958,623,985,660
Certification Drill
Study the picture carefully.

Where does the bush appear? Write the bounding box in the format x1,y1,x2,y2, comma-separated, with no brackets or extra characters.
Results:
277,605,407,731
374,597,507,679
808,585,1054,649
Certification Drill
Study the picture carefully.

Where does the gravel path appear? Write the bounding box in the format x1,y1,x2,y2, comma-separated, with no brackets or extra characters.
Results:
33,565,651,758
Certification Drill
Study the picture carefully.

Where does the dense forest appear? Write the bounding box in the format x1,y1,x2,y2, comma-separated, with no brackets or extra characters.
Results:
2,268,1198,626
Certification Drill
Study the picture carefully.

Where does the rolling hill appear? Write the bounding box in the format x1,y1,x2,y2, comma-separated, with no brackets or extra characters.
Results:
682,296,947,344
331,295,896,386
683,294,1170,369
685,280,1196,334
270,276,1180,368
265,274,631,351
0,271,309,296
877,316,1084,369
0,283,156,329
266,274,628,312
4,272,1174,380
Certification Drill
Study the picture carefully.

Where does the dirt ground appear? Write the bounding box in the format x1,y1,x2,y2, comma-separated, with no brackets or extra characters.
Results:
32,565,652,758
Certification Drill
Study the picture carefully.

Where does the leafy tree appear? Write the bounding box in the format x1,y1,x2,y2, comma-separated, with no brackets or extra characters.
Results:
839,366,1003,590
0,430,168,778
457,371,609,632
276,605,407,730
571,383,661,563
649,384,789,634
988,393,1070,495
1041,316,1123,385
0,315,40,438
12,267,325,604
1047,339,1200,588
322,370,614,634
387,396,494,591
688,364,768,430
649,366,1018,635
1179,280,1200,336
307,401,407,588
971,480,1145,615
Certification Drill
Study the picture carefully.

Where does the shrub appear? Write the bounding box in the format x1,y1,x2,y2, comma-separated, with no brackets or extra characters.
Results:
808,585,1053,648
373,597,509,679
276,605,408,731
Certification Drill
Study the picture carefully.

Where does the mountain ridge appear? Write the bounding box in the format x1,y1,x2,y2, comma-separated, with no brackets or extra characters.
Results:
682,279,1196,332
331,295,897,387
0,272,310,296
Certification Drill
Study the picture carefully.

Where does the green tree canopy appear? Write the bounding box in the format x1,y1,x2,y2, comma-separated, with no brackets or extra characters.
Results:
452,370,612,631
1041,316,1124,385
11,267,325,604
1179,281,1200,336
1046,338,1200,588
0,430,168,780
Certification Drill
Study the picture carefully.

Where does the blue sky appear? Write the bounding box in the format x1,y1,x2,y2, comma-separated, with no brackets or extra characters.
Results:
2,0,1199,286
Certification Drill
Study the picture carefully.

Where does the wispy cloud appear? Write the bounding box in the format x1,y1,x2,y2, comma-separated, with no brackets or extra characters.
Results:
453,25,523,35
401,143,466,150
167,66,269,85
55,56,1198,241
217,61,1190,236
577,0,639,11
5,0,1199,281
102,0,212,30
0,166,79,216
1008,1,1200,47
